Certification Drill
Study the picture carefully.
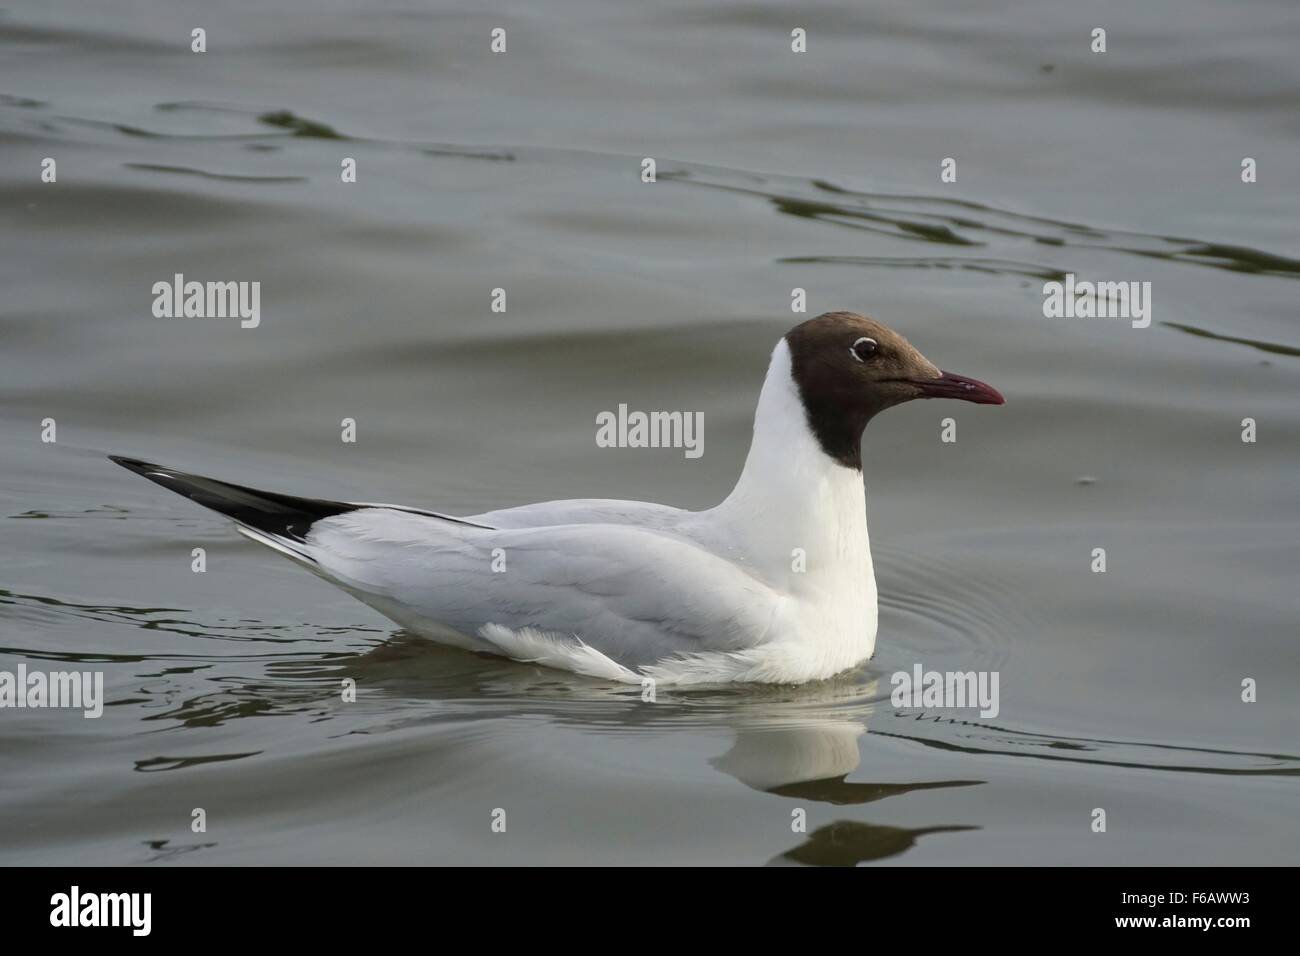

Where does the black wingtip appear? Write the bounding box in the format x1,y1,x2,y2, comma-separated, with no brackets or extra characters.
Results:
109,455,357,542
109,455,160,475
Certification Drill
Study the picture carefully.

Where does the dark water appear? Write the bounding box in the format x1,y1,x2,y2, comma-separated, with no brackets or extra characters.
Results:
2,0,1297,865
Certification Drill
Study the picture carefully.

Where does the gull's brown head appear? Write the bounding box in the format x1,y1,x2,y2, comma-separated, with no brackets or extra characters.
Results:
784,311,1004,470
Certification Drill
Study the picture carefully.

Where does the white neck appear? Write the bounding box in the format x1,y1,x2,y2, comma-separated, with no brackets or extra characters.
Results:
693,338,879,669
713,340,874,594
720,340,865,525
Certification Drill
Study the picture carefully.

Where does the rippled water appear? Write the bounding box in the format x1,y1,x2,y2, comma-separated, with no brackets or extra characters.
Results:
2,0,1297,865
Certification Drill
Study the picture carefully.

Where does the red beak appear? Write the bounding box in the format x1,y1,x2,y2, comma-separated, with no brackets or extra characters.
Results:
910,370,1005,405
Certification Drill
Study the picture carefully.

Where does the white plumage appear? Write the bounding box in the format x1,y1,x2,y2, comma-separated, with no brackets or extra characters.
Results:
283,340,876,684
114,311,1004,685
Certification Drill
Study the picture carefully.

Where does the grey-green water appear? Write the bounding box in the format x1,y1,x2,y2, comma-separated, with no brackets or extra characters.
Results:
1,0,1297,865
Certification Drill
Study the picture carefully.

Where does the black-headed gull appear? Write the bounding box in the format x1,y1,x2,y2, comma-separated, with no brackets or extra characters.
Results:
111,312,1003,685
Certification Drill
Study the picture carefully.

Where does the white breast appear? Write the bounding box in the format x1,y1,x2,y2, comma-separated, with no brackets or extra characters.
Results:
300,340,877,684
699,338,878,673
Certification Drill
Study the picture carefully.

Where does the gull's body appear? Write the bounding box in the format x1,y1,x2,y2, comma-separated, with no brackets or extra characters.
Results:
112,312,1002,685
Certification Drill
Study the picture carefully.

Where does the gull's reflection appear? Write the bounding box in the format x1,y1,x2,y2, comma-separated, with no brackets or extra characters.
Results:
702,678,981,863
712,718,979,806
125,630,982,863
705,677,980,802
768,820,978,867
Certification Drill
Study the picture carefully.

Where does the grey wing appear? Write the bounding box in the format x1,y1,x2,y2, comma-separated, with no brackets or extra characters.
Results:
303,508,780,667
468,498,689,531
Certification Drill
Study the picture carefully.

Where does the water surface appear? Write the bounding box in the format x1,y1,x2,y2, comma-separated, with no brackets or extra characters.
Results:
1,0,1297,865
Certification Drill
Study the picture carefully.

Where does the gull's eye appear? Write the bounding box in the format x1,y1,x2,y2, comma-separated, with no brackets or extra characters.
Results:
850,337,878,362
